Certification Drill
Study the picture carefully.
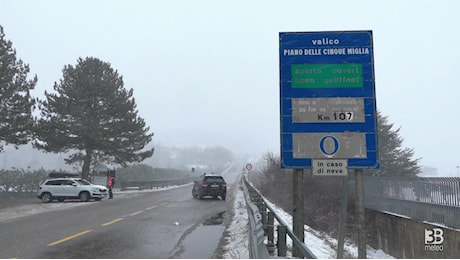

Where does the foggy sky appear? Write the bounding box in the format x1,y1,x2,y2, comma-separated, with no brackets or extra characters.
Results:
1,0,459,175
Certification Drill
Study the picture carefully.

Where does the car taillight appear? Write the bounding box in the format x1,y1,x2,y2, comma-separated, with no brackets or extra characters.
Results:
223,182,227,187
201,181,208,187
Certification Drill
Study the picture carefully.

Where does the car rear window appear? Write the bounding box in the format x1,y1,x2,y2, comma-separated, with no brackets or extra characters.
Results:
205,176,224,183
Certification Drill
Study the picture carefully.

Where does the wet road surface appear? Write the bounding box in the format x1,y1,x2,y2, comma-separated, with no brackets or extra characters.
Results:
0,169,240,258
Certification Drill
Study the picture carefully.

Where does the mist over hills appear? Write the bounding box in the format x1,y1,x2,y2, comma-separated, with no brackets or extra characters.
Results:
0,143,250,173
0,144,75,172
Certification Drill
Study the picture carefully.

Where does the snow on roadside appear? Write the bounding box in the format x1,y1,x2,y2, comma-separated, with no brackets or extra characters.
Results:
221,185,250,259
223,179,395,259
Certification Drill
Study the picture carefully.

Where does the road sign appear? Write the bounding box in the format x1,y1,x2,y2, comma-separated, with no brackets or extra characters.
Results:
312,159,348,176
279,30,379,169
246,164,253,171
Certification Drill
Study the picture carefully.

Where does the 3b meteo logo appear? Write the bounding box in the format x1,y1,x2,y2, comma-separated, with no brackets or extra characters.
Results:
424,228,444,252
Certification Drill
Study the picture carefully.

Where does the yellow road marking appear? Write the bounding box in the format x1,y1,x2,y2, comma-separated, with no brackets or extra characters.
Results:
48,229,92,246
146,205,159,210
128,210,143,216
47,200,175,248
101,217,124,227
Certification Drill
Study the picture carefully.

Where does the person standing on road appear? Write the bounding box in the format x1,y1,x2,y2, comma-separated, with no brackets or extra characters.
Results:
107,175,115,199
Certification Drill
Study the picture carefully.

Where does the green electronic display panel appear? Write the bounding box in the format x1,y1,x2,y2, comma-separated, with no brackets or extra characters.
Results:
291,64,363,88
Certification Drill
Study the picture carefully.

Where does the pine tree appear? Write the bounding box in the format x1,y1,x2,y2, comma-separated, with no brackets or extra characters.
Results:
371,111,421,176
34,57,154,180
0,25,37,151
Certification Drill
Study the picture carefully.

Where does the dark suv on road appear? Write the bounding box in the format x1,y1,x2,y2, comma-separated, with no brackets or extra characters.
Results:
192,174,227,200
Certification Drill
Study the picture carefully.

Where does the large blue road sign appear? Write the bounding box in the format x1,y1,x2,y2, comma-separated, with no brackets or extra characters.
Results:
279,31,379,169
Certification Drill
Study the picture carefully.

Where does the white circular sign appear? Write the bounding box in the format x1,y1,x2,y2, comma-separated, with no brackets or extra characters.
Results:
245,164,253,171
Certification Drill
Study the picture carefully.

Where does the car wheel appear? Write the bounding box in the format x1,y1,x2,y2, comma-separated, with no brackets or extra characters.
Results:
41,193,52,203
221,195,226,201
95,198,101,201
79,191,90,202
57,197,65,202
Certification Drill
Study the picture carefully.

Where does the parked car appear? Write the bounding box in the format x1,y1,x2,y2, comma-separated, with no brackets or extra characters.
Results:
192,173,227,200
37,178,108,203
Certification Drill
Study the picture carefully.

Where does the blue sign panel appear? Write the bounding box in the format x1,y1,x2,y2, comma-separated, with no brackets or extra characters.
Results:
279,31,379,168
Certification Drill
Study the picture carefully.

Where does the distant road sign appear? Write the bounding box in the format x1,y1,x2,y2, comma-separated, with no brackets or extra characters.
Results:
246,164,253,171
279,30,379,169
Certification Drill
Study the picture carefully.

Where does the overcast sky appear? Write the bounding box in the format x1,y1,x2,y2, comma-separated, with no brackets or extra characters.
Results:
1,0,459,175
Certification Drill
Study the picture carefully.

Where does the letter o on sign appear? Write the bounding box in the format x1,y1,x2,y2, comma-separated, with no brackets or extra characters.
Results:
319,135,340,156
246,164,253,171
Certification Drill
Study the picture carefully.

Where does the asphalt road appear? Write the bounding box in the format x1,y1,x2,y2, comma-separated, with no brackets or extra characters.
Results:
0,170,240,258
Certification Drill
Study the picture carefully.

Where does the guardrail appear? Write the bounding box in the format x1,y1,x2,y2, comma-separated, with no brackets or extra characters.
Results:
363,177,460,229
118,177,196,191
242,174,316,258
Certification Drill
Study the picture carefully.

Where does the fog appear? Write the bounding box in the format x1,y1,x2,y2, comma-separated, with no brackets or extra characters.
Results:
0,143,241,173
1,0,459,175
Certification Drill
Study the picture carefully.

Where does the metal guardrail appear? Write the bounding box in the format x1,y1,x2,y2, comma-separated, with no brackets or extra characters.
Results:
118,177,196,191
363,177,460,229
242,178,271,258
241,174,459,258
242,174,316,259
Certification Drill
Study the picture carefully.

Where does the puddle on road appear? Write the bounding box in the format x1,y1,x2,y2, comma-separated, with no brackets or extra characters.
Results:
172,211,226,259
179,224,225,259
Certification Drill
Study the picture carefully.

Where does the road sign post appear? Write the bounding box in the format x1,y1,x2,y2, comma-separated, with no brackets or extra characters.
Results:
245,163,252,182
279,31,379,258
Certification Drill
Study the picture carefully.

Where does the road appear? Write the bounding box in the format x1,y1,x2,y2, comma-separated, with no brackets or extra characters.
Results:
0,169,240,258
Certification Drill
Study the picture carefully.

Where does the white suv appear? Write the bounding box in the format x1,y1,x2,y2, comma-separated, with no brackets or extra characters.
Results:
37,178,108,203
